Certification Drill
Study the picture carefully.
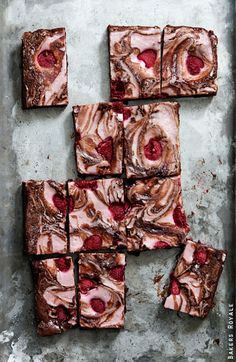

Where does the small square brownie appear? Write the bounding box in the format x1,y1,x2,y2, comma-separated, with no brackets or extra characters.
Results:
78,252,125,328
125,176,190,251
162,25,218,97
108,25,161,100
68,178,127,252
22,28,68,108
23,180,68,255
32,257,77,336
164,240,226,318
73,103,124,175
124,102,181,179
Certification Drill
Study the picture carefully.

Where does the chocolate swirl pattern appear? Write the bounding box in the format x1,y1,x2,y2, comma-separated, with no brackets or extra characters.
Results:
164,240,226,317
32,257,77,336
68,178,126,252
73,103,123,175
162,26,218,97
22,28,68,108
108,25,161,100
79,253,125,328
125,176,190,251
124,102,181,178
23,180,68,255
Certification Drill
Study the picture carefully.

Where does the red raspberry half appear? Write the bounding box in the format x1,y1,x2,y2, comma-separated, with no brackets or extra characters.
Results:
123,107,131,121
83,235,102,250
79,279,97,294
109,265,125,281
37,50,56,68
75,180,98,190
173,206,188,229
90,298,106,313
154,241,170,249
52,194,67,215
55,258,71,272
186,55,204,75
56,306,68,322
111,79,125,99
137,49,157,68
170,278,180,295
144,137,162,161
194,247,208,265
109,202,130,221
96,136,113,163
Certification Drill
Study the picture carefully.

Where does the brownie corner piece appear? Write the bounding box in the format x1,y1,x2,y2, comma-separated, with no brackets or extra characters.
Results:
162,25,218,97
22,27,68,108
78,252,125,328
73,102,123,175
164,239,226,318
124,102,181,179
108,25,161,100
32,257,77,336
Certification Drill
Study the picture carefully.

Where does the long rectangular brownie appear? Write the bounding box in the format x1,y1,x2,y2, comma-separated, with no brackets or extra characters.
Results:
78,252,125,328
125,176,190,251
123,102,181,178
164,240,226,317
22,28,68,108
68,178,127,252
32,257,77,336
23,180,68,254
108,25,161,100
161,25,218,97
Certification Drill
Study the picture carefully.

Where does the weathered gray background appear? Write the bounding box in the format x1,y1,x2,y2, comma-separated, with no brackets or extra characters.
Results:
0,0,235,361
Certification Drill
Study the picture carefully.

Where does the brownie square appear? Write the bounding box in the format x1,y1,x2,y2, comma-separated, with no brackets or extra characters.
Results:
78,252,125,328
22,28,68,108
23,180,68,255
68,178,127,252
73,103,124,175
125,176,190,251
108,25,161,100
164,240,226,317
161,25,218,97
124,102,181,179
32,257,77,336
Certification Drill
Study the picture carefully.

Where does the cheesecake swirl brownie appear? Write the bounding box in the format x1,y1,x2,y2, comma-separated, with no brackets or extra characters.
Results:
124,102,181,178
73,103,123,175
68,179,127,252
23,180,68,254
32,257,77,336
78,253,125,328
22,28,68,108
108,25,161,100
162,26,218,97
164,240,226,317
125,176,189,251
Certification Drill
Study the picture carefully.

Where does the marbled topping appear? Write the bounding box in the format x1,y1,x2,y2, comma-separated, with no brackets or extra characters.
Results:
125,176,190,251
68,178,127,252
32,257,77,336
22,28,68,108
73,103,123,175
162,25,218,97
164,240,226,317
78,253,125,328
124,102,181,178
23,180,68,255
108,25,161,100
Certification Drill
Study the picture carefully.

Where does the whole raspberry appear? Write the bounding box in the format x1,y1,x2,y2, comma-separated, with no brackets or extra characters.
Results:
83,235,102,250
170,278,180,295
109,202,129,221
55,258,71,272
137,49,157,68
144,138,162,161
56,306,68,322
52,194,67,215
173,206,188,229
194,247,208,265
109,265,125,281
186,55,204,75
37,50,56,68
96,137,113,163
90,298,106,313
79,279,97,294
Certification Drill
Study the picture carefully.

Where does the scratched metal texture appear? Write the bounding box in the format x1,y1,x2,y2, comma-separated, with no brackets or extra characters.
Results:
0,0,235,361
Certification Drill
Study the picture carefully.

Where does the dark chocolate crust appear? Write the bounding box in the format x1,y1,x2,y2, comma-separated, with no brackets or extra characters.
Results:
22,28,68,108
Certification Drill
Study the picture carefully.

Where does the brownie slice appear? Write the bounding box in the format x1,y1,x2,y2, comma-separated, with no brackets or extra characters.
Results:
22,28,68,108
161,25,218,97
125,176,190,251
68,178,127,252
32,257,77,336
164,240,226,317
73,102,123,175
23,180,68,255
124,102,181,179
108,25,161,100
78,253,125,328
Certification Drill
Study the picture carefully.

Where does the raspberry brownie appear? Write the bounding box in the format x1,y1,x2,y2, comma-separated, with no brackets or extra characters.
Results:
164,240,226,317
68,178,128,252
125,176,189,251
73,103,124,175
32,257,77,336
23,180,68,254
108,25,161,100
161,25,218,97
124,102,181,178
22,28,68,108
78,253,125,328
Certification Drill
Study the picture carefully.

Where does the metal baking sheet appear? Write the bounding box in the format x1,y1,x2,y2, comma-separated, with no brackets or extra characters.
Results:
0,0,235,361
